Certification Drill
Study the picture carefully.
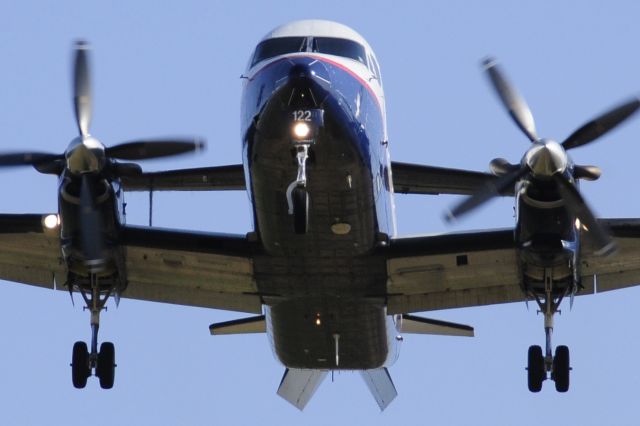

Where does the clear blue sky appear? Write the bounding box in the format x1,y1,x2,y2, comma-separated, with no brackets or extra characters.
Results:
2,1,640,425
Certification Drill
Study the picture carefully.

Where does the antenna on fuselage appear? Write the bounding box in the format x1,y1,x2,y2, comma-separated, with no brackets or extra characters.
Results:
148,186,153,226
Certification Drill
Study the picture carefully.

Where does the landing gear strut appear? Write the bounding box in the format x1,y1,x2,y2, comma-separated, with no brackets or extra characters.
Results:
286,143,310,234
70,274,116,389
526,270,572,392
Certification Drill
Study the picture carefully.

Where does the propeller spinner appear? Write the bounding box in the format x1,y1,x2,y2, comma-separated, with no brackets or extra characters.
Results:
447,57,640,254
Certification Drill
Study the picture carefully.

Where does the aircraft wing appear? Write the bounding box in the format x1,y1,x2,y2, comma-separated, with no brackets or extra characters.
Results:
580,219,640,293
0,214,65,289
120,225,261,313
120,164,246,191
0,215,260,314
390,161,503,195
119,161,495,195
385,221,640,314
384,229,521,314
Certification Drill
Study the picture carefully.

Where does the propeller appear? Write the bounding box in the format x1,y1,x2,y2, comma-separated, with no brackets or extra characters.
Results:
447,57,640,254
0,40,204,174
0,41,205,270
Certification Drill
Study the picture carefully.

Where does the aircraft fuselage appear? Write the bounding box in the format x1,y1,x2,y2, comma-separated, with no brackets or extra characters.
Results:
242,49,399,369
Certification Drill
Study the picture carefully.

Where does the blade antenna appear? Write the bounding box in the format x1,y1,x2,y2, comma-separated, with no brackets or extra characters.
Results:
149,187,153,227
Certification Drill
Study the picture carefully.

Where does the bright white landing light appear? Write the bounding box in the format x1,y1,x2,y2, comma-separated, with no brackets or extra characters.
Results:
43,214,60,229
293,122,311,139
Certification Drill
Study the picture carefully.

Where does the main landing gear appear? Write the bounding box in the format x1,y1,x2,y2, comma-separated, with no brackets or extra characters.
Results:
70,274,116,389
286,143,310,234
526,273,571,393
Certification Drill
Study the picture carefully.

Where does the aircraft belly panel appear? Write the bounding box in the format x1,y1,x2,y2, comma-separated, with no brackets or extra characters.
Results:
268,298,389,370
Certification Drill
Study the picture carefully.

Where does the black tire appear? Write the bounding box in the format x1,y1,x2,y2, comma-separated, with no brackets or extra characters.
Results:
96,342,116,389
527,345,545,392
553,345,570,392
292,187,309,234
71,341,90,389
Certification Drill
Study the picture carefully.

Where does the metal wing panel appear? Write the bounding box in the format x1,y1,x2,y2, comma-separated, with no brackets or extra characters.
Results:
120,164,246,191
385,230,521,314
580,219,640,293
0,214,63,289
122,226,261,313
391,161,503,195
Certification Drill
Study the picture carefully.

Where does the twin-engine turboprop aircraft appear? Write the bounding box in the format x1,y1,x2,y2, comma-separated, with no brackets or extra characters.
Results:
1,19,640,410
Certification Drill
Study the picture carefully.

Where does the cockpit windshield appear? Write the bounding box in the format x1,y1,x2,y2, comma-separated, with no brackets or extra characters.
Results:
250,36,369,68
312,37,367,65
251,37,307,67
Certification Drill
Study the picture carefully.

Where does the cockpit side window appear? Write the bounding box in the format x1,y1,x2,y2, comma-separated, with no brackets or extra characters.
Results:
251,37,307,67
312,37,367,65
369,54,382,84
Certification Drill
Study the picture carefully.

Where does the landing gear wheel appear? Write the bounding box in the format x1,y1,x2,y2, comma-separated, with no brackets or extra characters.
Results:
96,342,116,389
292,187,309,234
553,345,570,392
71,341,90,389
527,345,545,392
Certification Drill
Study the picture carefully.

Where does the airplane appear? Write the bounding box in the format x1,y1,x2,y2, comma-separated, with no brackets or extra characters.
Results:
0,19,640,410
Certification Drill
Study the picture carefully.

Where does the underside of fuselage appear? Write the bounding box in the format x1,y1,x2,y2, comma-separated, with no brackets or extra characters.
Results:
243,55,395,370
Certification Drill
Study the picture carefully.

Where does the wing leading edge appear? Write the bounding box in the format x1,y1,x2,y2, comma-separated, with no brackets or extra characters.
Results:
120,164,245,191
390,161,506,195
120,162,497,196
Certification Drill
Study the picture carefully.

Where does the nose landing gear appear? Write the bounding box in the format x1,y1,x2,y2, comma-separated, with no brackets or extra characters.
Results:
286,143,310,234
526,272,572,392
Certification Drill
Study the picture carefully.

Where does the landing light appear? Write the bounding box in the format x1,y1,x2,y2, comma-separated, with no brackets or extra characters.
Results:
43,214,60,229
293,122,311,139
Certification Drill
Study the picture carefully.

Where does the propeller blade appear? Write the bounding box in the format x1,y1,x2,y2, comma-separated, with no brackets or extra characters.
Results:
552,174,615,256
489,157,520,176
0,152,62,167
573,164,602,181
446,166,528,221
79,174,105,270
483,57,538,142
562,97,640,150
108,161,142,177
104,138,205,161
73,40,92,137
